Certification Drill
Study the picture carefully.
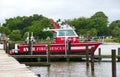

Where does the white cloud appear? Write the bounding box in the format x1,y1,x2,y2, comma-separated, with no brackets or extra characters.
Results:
0,0,120,23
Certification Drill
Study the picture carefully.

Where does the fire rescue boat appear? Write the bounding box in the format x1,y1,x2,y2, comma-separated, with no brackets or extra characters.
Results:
10,19,102,55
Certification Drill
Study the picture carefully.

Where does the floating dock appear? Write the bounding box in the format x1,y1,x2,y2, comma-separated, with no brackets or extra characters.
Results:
0,49,38,77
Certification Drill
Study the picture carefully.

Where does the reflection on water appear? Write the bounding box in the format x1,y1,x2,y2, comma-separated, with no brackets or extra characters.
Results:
29,44,120,77
29,62,120,77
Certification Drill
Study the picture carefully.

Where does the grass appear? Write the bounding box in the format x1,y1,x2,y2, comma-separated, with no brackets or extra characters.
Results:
104,38,115,42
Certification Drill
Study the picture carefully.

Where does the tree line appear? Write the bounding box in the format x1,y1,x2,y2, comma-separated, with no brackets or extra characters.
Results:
0,11,120,42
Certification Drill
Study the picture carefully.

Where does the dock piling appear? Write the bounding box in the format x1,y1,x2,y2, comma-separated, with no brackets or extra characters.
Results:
67,40,71,62
28,32,32,55
98,48,101,62
47,44,50,63
91,47,94,72
86,44,89,67
4,40,9,54
112,49,116,77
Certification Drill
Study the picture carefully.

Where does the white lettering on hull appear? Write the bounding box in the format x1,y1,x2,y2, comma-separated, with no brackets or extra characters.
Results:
23,47,28,52
50,47,65,50
21,45,95,52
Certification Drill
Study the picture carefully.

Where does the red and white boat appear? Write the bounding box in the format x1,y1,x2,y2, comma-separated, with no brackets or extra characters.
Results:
10,19,102,55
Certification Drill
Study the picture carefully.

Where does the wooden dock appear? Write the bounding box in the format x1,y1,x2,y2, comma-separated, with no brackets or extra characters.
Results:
0,49,38,77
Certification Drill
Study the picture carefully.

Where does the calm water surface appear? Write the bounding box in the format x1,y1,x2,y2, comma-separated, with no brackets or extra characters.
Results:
29,44,120,77
30,62,120,77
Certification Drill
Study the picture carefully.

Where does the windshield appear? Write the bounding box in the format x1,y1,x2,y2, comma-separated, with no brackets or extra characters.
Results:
58,30,76,36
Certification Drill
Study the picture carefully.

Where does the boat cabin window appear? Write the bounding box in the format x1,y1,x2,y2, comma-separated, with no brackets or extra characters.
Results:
58,30,76,36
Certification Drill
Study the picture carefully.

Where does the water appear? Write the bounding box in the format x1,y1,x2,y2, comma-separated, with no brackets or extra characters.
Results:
30,62,120,77
29,44,120,77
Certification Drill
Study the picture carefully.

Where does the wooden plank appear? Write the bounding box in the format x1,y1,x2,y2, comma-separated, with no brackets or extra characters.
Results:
0,50,38,77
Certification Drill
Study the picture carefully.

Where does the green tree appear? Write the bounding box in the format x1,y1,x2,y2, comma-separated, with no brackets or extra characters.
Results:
88,28,98,36
109,20,120,37
9,30,22,41
3,16,24,30
112,26,120,37
27,18,53,39
3,14,53,39
69,17,91,35
0,26,11,35
90,11,108,36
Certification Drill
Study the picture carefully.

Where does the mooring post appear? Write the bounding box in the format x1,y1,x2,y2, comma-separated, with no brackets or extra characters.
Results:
28,32,32,55
47,44,50,63
30,32,35,55
67,40,71,55
3,40,6,50
6,40,9,54
67,40,71,62
86,44,89,67
98,48,101,62
112,49,116,77
118,48,120,62
4,41,7,53
30,40,33,55
91,47,94,73
4,38,9,54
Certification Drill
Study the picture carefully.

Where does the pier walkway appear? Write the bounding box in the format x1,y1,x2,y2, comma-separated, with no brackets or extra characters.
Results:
0,47,38,77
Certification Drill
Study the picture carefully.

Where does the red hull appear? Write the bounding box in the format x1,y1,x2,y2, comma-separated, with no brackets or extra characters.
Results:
16,42,101,54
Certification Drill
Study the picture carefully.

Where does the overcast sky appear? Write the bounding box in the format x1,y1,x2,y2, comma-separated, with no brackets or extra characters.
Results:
0,0,120,24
